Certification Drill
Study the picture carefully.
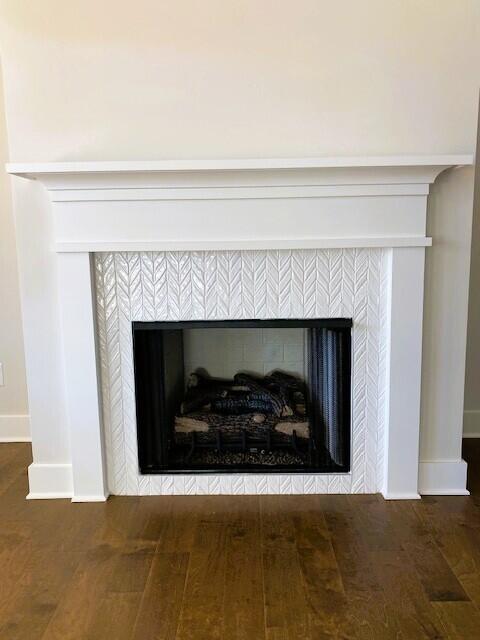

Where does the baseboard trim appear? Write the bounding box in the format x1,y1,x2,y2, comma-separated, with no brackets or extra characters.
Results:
463,410,480,438
27,462,73,499
418,460,469,496
0,415,31,442
26,492,73,500
71,494,109,503
23,460,471,499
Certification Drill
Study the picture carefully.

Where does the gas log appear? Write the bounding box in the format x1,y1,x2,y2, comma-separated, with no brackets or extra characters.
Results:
180,370,306,418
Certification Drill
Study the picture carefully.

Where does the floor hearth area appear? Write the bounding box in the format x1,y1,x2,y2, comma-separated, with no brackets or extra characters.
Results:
0,441,479,639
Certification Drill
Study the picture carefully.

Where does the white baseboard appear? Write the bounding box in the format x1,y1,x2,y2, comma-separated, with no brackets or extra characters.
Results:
71,494,108,502
23,460,471,500
463,410,480,438
26,463,109,501
382,492,421,500
418,460,469,495
26,492,73,500
27,462,73,499
0,415,31,442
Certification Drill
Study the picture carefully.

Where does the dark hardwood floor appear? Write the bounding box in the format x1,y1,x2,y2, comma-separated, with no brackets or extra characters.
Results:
1,441,480,639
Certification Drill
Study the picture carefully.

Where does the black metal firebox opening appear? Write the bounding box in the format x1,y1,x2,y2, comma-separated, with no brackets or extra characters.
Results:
132,319,352,475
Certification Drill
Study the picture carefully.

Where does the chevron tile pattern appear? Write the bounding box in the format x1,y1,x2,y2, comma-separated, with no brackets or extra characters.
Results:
94,249,389,495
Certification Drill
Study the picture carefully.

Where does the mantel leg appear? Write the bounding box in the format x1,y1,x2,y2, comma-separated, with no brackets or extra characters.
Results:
57,252,108,502
382,247,425,499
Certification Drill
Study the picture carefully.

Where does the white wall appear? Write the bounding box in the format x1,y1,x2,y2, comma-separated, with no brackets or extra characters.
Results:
421,166,475,459
0,0,479,160
464,106,480,437
0,1,478,472
0,62,29,441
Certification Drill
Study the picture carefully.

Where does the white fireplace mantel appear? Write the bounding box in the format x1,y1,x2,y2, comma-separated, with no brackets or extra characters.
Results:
7,155,473,501
8,155,471,253
7,154,472,174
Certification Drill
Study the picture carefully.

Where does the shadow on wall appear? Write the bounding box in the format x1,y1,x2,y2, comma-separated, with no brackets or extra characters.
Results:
464,95,480,438
0,58,29,442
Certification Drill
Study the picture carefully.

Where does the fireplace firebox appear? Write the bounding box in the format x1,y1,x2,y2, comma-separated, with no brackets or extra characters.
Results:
132,319,352,474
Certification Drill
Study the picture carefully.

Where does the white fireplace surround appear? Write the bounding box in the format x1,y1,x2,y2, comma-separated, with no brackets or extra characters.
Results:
7,155,473,501
95,248,387,496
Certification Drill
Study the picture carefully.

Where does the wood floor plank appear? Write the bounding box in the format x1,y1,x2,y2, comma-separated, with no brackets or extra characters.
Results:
89,495,141,551
40,544,119,640
432,601,480,639
176,522,227,640
86,547,155,638
262,547,310,640
3,443,480,640
382,500,470,604
131,553,189,640
126,496,173,551
0,443,30,470
223,497,265,640
107,548,155,593
159,496,202,553
451,523,480,607
369,548,448,639
0,549,82,640
88,592,143,640
291,498,357,638
414,498,480,608
0,521,34,623
349,495,402,552
298,546,357,639
0,444,30,498
403,533,469,602
325,501,401,639
260,496,311,639
261,495,300,552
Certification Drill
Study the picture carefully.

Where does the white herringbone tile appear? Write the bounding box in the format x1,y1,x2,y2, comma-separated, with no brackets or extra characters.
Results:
94,249,387,496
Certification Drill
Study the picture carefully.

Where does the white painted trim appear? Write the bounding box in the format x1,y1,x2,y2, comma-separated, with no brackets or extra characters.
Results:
418,460,469,495
382,492,421,500
6,156,472,199
463,410,480,437
56,236,432,253
27,463,73,499
10,156,444,269
57,253,108,501
6,154,473,175
382,248,425,498
49,183,430,202
0,415,31,442
71,494,109,502
26,492,73,500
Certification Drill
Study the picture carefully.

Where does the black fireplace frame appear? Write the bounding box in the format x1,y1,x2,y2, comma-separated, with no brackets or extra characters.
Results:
132,318,352,475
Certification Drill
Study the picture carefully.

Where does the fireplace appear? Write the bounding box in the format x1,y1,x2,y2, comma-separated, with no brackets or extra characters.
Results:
132,319,352,474
7,156,472,500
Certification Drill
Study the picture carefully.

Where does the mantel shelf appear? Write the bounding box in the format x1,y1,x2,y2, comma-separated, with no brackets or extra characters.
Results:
6,154,474,201
6,154,474,179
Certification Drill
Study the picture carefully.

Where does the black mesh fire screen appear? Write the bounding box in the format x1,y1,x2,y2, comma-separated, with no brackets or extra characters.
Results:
133,319,352,475
308,327,351,468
